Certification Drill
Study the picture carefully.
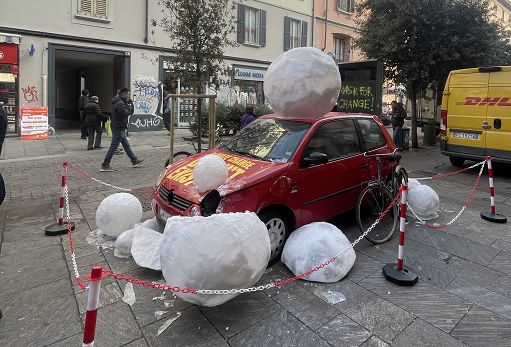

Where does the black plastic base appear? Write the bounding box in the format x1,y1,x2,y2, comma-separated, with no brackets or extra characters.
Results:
481,211,507,224
382,263,418,286
44,222,75,236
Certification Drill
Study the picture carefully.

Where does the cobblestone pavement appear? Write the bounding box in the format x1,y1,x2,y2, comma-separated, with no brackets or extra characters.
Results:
1,134,511,347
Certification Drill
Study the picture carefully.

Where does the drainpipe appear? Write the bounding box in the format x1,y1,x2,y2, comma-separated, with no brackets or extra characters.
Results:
323,0,328,51
312,0,315,47
143,0,149,44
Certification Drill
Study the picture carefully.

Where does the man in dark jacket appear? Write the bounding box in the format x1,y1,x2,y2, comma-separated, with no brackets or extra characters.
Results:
101,88,144,172
79,89,90,139
390,100,406,150
0,103,7,155
84,96,106,150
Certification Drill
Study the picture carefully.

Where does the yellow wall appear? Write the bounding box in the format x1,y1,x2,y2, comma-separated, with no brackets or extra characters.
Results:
313,0,364,61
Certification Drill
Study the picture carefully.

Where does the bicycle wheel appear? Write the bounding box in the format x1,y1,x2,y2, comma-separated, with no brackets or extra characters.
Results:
392,166,408,192
356,183,398,244
172,151,193,163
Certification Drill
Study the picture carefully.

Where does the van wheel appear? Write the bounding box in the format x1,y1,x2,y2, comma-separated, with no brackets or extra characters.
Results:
449,156,465,167
258,210,291,265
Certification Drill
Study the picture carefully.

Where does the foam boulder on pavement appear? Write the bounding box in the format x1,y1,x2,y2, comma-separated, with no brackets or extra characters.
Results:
160,212,271,307
193,154,229,193
407,184,439,220
96,193,143,237
264,47,342,119
282,222,356,283
114,228,134,257
131,224,163,271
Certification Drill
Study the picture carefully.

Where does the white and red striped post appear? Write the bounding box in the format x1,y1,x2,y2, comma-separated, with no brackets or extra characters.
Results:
481,156,507,223
382,184,418,286
83,266,104,347
45,161,76,236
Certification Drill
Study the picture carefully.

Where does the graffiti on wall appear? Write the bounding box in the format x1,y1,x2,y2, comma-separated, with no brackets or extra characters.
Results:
22,86,39,103
128,114,163,132
133,75,161,114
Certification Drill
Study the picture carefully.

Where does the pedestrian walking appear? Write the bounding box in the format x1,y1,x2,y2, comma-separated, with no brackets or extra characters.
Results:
390,100,406,150
84,96,107,150
240,105,256,129
101,88,144,172
163,92,172,133
79,89,91,139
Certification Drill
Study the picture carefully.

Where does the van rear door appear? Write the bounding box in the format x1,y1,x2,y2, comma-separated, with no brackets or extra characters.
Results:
446,70,489,156
486,68,511,160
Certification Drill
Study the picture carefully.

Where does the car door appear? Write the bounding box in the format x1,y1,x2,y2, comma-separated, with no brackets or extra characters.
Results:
298,118,369,225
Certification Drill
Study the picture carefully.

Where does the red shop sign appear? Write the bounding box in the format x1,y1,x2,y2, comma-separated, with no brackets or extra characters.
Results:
0,43,18,65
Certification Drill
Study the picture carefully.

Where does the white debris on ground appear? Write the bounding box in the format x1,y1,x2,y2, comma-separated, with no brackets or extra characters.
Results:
282,222,356,283
193,154,229,192
86,229,116,249
164,300,175,308
95,193,142,237
122,283,136,306
321,290,346,305
160,212,270,307
408,184,440,220
156,312,182,337
154,311,167,320
131,224,163,271
264,47,342,119
114,228,134,258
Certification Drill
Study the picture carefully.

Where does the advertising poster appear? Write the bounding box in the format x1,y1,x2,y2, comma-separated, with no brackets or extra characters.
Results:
20,107,49,140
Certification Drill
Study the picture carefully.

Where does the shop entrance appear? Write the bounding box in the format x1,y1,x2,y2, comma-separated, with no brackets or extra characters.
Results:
48,45,130,130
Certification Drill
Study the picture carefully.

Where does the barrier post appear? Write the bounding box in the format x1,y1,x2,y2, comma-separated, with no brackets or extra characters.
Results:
44,161,75,236
382,184,418,286
481,156,507,223
83,266,105,347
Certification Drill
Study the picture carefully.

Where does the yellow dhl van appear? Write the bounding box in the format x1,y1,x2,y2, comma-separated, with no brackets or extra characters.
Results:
440,66,511,166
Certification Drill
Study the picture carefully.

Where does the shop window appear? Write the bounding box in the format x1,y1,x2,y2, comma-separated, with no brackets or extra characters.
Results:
78,0,109,21
334,37,348,62
284,17,308,51
337,0,355,13
237,5,267,47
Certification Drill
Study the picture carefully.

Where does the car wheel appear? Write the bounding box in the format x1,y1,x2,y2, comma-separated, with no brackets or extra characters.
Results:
258,210,291,265
449,156,465,167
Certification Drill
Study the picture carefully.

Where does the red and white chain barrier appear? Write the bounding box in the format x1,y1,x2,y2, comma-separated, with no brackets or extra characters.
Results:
411,159,486,181
408,161,486,229
82,266,105,347
397,185,408,271
480,156,508,223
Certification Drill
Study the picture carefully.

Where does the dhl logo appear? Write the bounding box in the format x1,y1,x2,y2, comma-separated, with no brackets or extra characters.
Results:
457,97,511,106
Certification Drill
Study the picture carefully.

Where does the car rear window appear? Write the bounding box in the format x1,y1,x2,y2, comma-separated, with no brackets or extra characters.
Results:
356,118,386,151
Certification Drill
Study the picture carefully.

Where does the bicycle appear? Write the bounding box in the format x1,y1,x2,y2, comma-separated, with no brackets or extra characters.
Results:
164,125,222,167
355,149,408,244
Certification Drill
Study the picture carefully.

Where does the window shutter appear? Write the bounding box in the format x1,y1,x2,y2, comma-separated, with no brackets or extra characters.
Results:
301,21,308,47
237,5,245,44
94,0,108,19
284,16,291,51
260,10,267,47
78,0,93,16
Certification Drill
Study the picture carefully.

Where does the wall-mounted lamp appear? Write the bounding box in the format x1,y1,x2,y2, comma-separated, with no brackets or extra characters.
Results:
29,44,35,56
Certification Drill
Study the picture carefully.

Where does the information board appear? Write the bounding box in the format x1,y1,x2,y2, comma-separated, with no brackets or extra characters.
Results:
20,107,49,140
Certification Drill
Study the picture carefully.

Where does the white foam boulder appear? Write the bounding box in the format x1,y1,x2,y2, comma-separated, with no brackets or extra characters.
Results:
193,154,229,193
407,178,422,190
131,224,163,271
160,212,271,307
264,47,342,118
96,193,143,237
407,184,439,220
282,222,356,283
114,228,134,257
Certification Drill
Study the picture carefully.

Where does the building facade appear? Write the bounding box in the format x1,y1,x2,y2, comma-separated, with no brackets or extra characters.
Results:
0,0,314,134
492,0,511,32
313,0,364,62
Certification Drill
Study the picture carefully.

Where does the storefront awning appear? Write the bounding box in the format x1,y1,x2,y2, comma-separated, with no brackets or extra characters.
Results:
0,33,22,44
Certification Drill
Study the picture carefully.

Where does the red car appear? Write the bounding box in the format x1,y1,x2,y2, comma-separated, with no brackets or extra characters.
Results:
152,113,397,262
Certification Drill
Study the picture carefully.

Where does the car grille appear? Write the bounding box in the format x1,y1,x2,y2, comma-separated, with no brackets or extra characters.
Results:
159,186,193,211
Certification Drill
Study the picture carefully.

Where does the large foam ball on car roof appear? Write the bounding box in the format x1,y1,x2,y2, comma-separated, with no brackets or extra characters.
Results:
408,184,439,220
264,47,342,118
95,193,143,237
281,222,356,283
193,154,229,193
160,212,271,306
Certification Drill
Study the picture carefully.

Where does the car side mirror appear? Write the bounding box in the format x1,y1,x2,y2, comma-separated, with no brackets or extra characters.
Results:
302,152,328,167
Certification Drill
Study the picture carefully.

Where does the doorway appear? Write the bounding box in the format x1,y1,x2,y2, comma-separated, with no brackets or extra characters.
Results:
48,44,130,130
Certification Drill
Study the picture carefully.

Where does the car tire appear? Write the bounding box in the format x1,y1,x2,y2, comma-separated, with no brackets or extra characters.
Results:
449,156,465,167
258,210,291,266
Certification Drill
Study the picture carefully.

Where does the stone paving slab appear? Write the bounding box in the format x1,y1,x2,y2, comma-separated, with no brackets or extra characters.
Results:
317,313,371,347
391,318,467,347
450,305,511,347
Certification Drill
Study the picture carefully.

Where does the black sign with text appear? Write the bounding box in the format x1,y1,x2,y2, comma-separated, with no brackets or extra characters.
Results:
128,114,163,132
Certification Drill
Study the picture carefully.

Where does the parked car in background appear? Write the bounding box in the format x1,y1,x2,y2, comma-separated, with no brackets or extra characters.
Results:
152,113,398,263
